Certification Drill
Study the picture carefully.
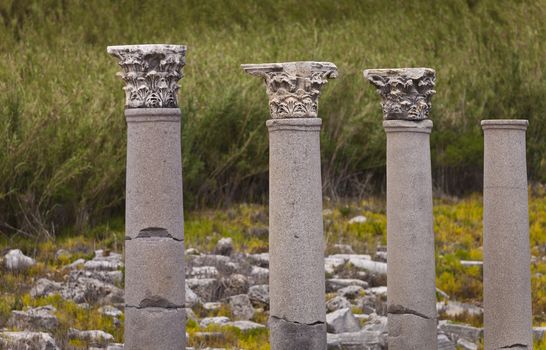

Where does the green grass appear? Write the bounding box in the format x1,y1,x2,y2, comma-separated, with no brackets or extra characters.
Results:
0,0,545,234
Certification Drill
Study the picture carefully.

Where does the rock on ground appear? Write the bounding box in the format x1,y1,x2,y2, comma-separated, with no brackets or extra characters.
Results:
327,329,385,350
185,284,202,307
0,331,59,350
248,284,269,308
326,296,352,313
200,316,231,328
8,306,59,332
437,333,456,350
228,294,255,320
68,328,114,347
30,279,62,298
326,308,361,334
214,237,233,256
4,249,36,271
225,320,265,331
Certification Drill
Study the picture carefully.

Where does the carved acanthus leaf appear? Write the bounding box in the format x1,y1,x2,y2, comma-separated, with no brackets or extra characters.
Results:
364,68,436,121
242,62,337,119
107,44,186,109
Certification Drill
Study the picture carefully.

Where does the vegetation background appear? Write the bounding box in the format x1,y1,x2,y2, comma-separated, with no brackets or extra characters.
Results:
0,1,546,348
0,0,545,237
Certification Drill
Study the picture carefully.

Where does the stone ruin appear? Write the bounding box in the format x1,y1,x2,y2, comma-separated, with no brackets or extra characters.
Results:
106,44,533,350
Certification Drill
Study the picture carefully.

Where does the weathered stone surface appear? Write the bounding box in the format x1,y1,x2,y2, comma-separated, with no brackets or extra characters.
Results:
0,331,59,350
188,254,232,268
185,285,201,308
327,329,385,350
30,278,62,298
68,269,123,286
4,249,35,271
187,266,219,279
325,254,386,275
388,313,437,349
439,321,483,343
326,296,352,313
267,118,325,326
214,237,234,256
482,119,532,350
124,307,185,350
457,338,478,350
242,61,337,119
250,265,269,283
326,279,368,292
324,256,347,274
8,306,59,332
124,109,184,241
200,316,231,328
84,252,123,271
364,68,436,121
247,253,269,267
381,118,437,349
221,273,250,297
226,320,265,331
62,275,124,305
107,44,186,109
125,238,185,308
228,294,255,320
269,316,327,350
326,308,360,334
337,285,364,300
68,328,114,347
437,333,456,350
248,284,269,308
202,302,223,311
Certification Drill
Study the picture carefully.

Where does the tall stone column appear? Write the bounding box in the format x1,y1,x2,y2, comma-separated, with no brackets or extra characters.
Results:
364,68,438,349
242,62,337,350
108,44,186,350
482,120,532,350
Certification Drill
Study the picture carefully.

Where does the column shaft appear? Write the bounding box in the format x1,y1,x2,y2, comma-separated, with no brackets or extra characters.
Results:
268,118,326,350
482,120,532,350
384,120,437,349
124,108,185,350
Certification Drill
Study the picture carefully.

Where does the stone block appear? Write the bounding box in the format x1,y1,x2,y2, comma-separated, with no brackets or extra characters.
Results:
125,238,185,308
388,313,437,349
124,307,185,350
124,108,184,241
269,316,326,350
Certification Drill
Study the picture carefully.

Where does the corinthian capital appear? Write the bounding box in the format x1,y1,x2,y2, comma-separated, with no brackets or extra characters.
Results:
364,68,436,121
242,61,337,119
107,44,186,109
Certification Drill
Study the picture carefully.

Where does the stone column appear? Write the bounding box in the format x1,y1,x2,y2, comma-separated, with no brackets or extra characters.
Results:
242,62,337,350
108,44,186,350
482,120,532,350
364,68,438,349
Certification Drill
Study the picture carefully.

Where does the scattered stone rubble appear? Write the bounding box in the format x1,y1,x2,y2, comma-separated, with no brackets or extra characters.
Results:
2,239,544,349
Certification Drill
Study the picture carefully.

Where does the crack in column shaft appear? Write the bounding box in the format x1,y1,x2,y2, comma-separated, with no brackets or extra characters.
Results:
387,304,433,320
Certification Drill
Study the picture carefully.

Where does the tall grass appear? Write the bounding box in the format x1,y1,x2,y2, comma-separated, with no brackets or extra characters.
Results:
0,0,544,236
